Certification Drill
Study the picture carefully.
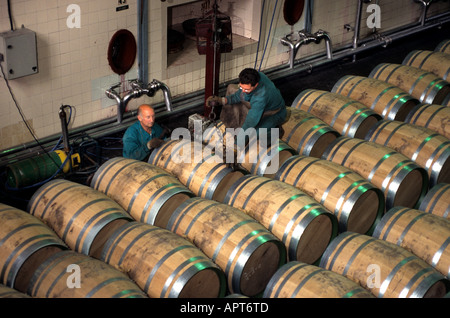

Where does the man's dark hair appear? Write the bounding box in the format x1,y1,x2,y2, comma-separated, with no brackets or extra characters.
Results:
239,68,260,86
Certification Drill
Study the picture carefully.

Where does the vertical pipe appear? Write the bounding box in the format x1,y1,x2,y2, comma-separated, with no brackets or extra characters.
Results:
352,0,365,62
353,0,364,50
138,0,149,84
304,0,314,34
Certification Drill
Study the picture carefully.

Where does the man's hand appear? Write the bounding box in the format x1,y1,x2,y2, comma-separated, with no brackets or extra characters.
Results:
147,138,164,149
206,96,227,106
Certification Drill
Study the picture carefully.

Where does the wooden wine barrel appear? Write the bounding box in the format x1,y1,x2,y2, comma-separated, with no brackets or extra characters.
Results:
369,63,450,105
0,284,31,298
443,94,450,106
238,137,296,178
332,75,420,121
202,120,233,150
320,232,450,298
418,183,450,219
405,104,450,139
280,107,339,158
223,174,338,263
167,197,286,297
28,250,147,298
225,293,249,298
101,221,226,298
263,261,375,298
435,39,450,54
275,155,385,234
0,203,67,292
91,157,193,228
28,179,133,256
323,137,429,210
403,50,450,80
373,206,450,278
149,139,245,203
366,120,450,187
292,89,382,138
202,121,296,177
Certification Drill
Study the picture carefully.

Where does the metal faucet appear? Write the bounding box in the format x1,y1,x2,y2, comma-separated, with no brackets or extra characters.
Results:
314,29,333,60
415,0,433,26
281,30,333,69
106,79,173,123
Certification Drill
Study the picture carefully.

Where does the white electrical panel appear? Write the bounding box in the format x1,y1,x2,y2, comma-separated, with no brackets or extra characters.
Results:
0,28,38,80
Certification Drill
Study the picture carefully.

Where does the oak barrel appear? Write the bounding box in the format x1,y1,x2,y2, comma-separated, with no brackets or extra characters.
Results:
263,261,375,298
101,221,226,298
405,103,450,140
323,136,429,210
167,197,286,297
223,174,338,262
369,63,450,105
239,138,296,177
91,157,193,228
202,120,296,177
373,206,450,278
0,284,30,298
281,107,339,158
202,120,233,150
0,203,67,291
435,39,450,54
320,232,450,298
149,139,245,202
28,179,133,256
366,120,450,186
292,89,382,138
332,75,420,120
28,250,147,298
444,94,450,106
403,50,450,80
418,183,450,219
275,155,385,234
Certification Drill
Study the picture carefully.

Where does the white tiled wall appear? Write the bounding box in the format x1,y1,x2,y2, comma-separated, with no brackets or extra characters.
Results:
0,0,448,151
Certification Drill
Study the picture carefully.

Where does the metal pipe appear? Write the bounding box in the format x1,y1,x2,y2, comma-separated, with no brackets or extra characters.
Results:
148,79,173,112
281,31,319,69
281,29,333,69
105,83,124,123
105,79,173,123
280,36,296,68
137,0,149,84
269,15,450,82
415,0,433,26
353,0,366,50
314,29,333,60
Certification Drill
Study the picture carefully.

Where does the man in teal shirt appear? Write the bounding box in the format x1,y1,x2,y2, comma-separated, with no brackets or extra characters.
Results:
122,104,166,161
226,68,286,132
208,68,286,141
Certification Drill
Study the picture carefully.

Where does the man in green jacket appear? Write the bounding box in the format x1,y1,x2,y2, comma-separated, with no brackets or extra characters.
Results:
208,68,286,142
122,104,167,161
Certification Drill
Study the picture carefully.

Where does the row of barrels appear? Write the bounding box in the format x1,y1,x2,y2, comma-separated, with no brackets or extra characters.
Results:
147,134,450,297
1,42,450,299
1,152,449,298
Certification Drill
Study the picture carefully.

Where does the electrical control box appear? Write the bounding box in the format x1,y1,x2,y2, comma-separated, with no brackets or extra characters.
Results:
0,28,38,80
